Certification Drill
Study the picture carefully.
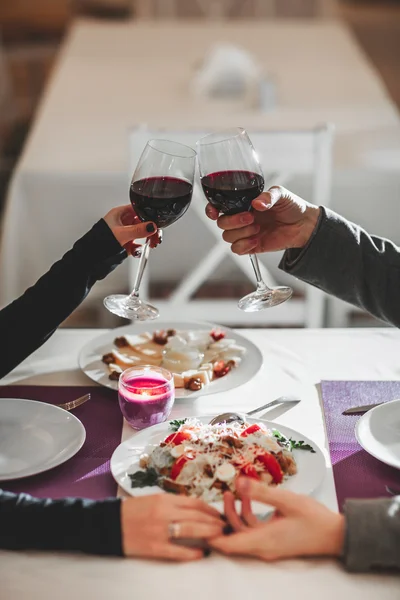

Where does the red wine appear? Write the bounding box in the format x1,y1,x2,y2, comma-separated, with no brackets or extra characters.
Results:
130,176,193,228
201,170,264,215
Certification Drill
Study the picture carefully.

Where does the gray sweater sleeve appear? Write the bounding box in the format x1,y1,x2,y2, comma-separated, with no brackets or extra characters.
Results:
280,208,400,572
279,207,400,328
343,497,400,572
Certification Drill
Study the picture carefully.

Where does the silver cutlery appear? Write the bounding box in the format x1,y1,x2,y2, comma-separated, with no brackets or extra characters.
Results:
56,393,91,412
385,485,400,496
209,395,301,426
342,403,384,415
343,398,400,415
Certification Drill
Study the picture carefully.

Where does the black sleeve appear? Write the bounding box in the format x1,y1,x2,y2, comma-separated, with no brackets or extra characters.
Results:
279,207,400,328
0,219,127,378
0,489,123,555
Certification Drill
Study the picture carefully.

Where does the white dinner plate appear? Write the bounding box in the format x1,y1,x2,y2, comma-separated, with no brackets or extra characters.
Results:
0,398,86,481
79,320,263,399
355,399,400,470
111,415,326,514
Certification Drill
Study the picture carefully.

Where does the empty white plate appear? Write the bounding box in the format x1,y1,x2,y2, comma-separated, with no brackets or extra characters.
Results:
356,399,400,470
0,398,86,481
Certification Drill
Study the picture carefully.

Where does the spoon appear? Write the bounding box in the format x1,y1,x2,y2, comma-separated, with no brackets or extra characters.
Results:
208,395,301,426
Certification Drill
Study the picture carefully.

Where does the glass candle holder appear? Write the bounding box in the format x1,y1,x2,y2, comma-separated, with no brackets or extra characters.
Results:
118,366,174,430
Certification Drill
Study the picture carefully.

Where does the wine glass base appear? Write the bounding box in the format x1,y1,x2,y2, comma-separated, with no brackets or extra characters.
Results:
103,294,159,321
238,287,293,312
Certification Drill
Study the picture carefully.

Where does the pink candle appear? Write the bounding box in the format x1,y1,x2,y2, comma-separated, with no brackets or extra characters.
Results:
118,366,174,430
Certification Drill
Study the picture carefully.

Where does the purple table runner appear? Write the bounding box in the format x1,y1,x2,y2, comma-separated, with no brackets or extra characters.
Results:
321,381,400,511
0,385,122,500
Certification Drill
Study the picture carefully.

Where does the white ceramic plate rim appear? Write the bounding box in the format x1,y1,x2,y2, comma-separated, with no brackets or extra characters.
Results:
111,414,326,514
355,399,400,470
0,398,86,481
78,320,263,399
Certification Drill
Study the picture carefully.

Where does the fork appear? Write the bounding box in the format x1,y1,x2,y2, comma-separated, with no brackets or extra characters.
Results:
56,393,91,411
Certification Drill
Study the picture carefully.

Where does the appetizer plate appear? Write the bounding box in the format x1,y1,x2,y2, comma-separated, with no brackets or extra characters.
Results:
356,399,400,470
0,398,86,481
110,415,326,514
79,320,263,399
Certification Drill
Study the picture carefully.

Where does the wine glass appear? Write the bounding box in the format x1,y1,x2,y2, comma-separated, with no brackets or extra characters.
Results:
196,127,292,311
104,139,196,320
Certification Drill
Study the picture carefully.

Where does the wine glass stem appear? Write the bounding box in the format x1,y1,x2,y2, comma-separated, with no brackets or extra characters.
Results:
129,239,151,299
249,253,271,293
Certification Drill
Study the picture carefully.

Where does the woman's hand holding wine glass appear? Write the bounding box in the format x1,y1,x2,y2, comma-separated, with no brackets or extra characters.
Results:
103,139,196,321
103,204,161,257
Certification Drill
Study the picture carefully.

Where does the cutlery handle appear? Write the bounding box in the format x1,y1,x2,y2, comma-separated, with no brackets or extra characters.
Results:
60,393,91,411
342,402,383,415
247,400,277,415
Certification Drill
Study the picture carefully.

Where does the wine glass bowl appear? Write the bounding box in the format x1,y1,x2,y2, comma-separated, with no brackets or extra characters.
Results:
130,175,193,228
197,128,292,311
201,170,265,215
104,139,196,321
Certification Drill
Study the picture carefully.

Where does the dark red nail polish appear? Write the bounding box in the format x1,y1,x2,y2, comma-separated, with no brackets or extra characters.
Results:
223,524,234,535
146,223,155,233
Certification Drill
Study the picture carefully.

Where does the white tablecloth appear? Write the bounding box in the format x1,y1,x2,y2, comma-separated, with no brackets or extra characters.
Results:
1,327,399,597
1,19,400,307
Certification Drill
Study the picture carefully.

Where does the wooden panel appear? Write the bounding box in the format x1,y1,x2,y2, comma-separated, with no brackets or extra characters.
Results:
0,1,70,30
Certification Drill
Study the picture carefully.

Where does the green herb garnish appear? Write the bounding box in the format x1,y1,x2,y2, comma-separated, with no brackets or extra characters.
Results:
169,418,188,431
129,468,159,488
273,429,316,453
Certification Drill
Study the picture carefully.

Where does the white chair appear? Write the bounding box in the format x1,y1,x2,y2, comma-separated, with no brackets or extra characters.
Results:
128,124,334,328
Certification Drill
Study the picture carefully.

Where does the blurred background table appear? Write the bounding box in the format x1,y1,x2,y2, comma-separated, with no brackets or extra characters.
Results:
1,18,400,321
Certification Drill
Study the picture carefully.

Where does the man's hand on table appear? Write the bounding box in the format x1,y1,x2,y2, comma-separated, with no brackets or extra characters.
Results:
205,186,321,256
209,477,345,561
121,494,224,561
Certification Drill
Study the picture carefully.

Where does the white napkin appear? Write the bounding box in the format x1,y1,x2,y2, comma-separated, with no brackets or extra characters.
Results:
191,43,264,105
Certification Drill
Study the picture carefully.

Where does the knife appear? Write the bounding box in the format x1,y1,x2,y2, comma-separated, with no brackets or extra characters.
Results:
342,403,383,415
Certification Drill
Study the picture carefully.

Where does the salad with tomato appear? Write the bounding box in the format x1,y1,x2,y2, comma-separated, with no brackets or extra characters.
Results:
131,418,298,502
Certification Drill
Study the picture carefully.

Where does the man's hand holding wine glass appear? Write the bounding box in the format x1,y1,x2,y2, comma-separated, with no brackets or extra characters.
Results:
205,186,321,255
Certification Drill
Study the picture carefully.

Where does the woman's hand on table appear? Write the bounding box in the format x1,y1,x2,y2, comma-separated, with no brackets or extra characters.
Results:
209,477,345,561
121,494,224,561
205,186,321,256
103,204,162,256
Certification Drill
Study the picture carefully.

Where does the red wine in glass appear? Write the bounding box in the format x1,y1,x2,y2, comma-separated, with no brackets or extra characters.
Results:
200,170,264,215
103,139,196,320
130,176,193,228
196,127,292,311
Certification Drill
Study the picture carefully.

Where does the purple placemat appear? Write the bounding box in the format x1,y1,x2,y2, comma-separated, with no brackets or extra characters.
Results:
0,385,121,500
321,381,400,511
